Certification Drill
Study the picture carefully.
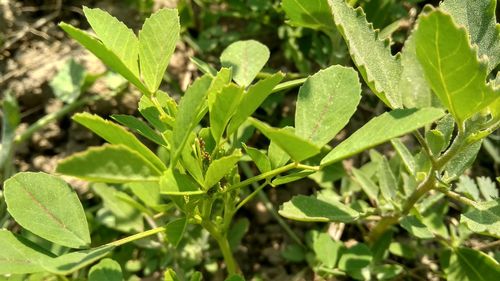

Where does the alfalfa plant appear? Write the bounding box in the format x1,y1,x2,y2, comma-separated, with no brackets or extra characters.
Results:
0,0,498,280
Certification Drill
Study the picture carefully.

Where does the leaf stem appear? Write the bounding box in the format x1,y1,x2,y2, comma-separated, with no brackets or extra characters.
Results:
296,163,321,171
201,220,239,275
435,129,465,170
368,127,469,242
271,78,307,94
413,131,436,165
225,162,297,193
435,187,478,208
235,181,268,211
150,93,174,127
401,171,437,215
106,226,166,247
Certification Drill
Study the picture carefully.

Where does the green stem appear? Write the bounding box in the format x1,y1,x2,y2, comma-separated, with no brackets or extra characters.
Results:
225,163,297,193
235,181,268,211
435,188,478,208
413,131,436,165
106,226,166,247
271,78,307,94
226,162,320,193
435,130,465,170
150,94,174,127
296,163,321,171
202,221,239,275
368,127,469,242
256,71,304,80
401,172,437,215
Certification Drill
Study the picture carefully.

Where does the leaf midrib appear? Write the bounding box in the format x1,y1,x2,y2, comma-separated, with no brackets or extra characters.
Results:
12,178,86,244
292,0,323,28
456,249,486,281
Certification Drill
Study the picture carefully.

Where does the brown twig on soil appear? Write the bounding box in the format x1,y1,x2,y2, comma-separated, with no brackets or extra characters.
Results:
1,0,61,52
473,240,500,251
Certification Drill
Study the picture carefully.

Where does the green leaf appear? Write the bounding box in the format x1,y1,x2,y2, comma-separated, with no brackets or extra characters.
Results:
391,139,416,175
445,247,500,281
434,114,455,153
4,172,90,249
414,9,498,126
165,217,187,247
172,75,213,165
242,144,271,173
321,108,445,166
477,176,498,201
295,65,361,147
138,93,175,132
220,40,270,87
400,27,432,109
441,0,500,72
371,230,393,264
210,84,244,144
373,264,404,280
164,268,180,281
420,199,449,239
190,272,203,281
282,0,334,31
0,92,20,178
190,57,217,76
282,244,306,263
352,168,379,202
228,218,249,252
83,7,139,76
112,114,167,147
181,134,204,184
41,245,115,275
227,72,285,136
49,59,86,103
426,130,445,156
207,68,232,112
160,169,204,195
139,8,180,93
73,112,166,171
377,157,397,202
126,182,163,210
92,183,144,233
400,215,434,239
268,138,290,169
57,144,162,183
272,171,315,186
89,258,123,281
0,230,53,274
456,175,480,201
58,23,148,94
461,199,500,237
249,118,321,162
444,141,482,179
308,162,345,189
328,0,402,108
279,195,359,222
389,242,415,260
205,150,242,188
225,275,245,281
338,243,373,280
310,231,342,268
